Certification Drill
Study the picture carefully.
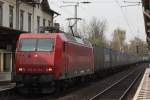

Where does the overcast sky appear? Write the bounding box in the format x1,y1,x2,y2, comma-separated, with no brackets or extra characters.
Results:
49,0,145,42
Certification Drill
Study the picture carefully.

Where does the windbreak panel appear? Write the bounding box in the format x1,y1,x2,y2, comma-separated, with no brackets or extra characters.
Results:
19,39,54,52
20,39,36,51
37,39,53,51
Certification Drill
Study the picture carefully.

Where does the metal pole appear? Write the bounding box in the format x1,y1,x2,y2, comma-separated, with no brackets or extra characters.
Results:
62,1,91,33
74,4,78,33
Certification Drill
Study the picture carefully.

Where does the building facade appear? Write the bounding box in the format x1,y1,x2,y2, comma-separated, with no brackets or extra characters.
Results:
0,0,58,75
0,0,58,33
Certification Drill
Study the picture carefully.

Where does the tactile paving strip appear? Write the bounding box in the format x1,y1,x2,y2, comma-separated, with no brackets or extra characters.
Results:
133,68,150,100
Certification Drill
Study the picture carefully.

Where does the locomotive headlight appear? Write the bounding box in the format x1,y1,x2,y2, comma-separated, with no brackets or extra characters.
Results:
18,68,23,71
47,68,52,72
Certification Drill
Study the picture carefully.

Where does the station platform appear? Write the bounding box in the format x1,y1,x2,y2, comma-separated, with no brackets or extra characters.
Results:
0,72,15,92
0,72,12,82
0,82,15,92
133,66,150,100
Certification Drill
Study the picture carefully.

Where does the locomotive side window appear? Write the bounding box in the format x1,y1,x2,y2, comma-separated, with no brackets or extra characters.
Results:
19,39,36,51
37,39,53,51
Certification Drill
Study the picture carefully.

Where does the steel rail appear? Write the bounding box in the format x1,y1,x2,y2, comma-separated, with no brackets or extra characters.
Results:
89,67,142,100
119,68,144,100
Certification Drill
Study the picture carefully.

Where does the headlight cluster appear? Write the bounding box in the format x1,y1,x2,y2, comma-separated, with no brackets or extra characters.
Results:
18,67,53,72
18,67,25,72
47,68,53,72
18,68,23,71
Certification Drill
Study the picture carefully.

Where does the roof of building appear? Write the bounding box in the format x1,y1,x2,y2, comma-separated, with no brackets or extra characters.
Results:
41,0,60,15
21,0,60,15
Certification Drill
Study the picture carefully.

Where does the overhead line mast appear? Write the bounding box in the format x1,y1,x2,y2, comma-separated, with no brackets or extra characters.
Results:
61,1,91,35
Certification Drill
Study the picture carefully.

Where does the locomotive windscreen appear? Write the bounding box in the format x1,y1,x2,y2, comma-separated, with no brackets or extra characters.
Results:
19,39,54,51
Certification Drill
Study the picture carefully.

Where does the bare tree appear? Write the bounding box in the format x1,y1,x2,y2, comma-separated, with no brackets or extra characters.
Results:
79,17,107,46
89,17,107,39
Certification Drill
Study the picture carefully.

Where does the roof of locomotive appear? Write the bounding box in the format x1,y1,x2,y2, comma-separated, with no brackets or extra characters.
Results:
19,33,58,39
19,33,92,47
61,33,92,47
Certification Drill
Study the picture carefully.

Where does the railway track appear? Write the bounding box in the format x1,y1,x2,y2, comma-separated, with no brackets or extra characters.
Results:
49,64,146,100
0,87,15,100
0,64,146,100
89,65,145,100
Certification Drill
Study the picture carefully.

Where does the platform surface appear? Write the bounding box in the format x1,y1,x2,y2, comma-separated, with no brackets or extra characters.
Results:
0,72,15,92
0,83,15,92
0,72,12,82
133,67,150,100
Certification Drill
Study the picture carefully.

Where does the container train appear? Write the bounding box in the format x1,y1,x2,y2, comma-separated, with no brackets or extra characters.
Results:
15,33,141,93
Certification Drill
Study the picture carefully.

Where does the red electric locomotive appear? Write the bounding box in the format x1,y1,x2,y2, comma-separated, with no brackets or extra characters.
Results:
15,33,94,92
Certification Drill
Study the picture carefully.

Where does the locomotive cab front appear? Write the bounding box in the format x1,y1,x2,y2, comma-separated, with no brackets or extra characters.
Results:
15,34,56,88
